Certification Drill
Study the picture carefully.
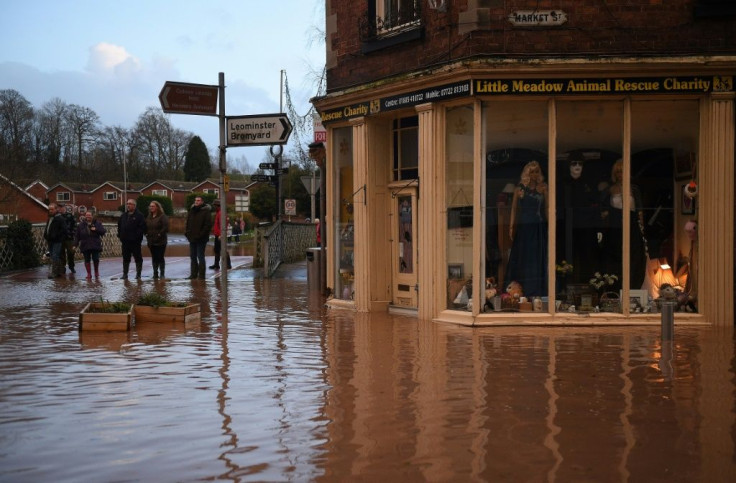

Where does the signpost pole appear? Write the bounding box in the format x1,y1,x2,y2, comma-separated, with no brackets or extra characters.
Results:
218,72,228,319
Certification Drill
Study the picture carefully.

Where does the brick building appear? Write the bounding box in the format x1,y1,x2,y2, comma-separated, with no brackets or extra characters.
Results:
312,1,735,325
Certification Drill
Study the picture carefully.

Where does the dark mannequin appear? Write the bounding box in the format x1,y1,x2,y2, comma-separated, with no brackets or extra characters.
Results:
556,153,599,283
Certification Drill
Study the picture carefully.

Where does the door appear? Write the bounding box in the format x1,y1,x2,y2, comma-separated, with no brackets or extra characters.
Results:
391,188,418,308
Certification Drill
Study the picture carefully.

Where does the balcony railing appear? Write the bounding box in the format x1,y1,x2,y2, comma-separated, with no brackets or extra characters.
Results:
359,2,422,42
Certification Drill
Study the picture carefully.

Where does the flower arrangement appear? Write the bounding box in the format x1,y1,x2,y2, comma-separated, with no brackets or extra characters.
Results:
555,260,574,275
589,272,618,291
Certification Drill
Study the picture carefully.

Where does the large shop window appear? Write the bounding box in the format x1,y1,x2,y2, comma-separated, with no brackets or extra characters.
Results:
482,101,549,312
555,101,623,312
445,106,475,310
630,100,699,313
333,127,354,301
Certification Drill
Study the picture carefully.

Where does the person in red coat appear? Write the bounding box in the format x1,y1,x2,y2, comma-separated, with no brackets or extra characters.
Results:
209,200,231,270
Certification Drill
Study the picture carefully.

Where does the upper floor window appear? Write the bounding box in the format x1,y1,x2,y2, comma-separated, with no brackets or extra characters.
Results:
56,192,70,201
152,189,168,197
393,116,419,181
103,191,118,200
377,0,420,32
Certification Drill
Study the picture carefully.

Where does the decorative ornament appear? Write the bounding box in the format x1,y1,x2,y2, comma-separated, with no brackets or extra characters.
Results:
684,180,698,199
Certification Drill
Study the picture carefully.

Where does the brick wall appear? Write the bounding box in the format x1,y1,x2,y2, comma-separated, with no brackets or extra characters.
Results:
326,0,736,91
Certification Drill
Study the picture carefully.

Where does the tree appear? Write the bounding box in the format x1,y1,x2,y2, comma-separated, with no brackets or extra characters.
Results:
249,183,277,221
34,98,68,166
0,89,34,167
183,135,211,182
66,104,100,169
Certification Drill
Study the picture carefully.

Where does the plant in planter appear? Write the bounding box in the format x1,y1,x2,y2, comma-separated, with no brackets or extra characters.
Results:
134,291,201,324
79,299,134,331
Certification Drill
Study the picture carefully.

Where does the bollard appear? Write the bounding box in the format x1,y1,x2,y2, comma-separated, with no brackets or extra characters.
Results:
661,299,675,341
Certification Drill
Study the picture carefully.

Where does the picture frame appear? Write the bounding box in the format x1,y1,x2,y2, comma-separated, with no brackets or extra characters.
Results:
448,263,464,280
624,289,648,311
681,182,696,215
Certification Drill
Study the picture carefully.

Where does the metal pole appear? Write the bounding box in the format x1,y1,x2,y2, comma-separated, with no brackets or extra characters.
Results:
218,72,228,321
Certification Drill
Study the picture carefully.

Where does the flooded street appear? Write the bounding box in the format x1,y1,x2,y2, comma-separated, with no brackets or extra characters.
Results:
1,251,735,481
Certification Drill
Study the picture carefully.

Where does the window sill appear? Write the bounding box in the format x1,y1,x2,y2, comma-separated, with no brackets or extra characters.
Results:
361,26,424,54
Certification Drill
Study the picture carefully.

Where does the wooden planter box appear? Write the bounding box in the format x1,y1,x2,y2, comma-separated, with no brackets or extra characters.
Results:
134,304,201,324
79,303,133,331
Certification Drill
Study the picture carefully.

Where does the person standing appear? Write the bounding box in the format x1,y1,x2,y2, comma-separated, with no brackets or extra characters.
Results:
185,196,212,279
231,217,242,242
74,211,106,280
44,203,66,279
145,200,169,279
117,198,146,280
61,204,77,274
208,199,230,270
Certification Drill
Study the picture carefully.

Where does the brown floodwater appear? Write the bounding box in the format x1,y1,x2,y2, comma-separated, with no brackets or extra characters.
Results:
1,254,735,481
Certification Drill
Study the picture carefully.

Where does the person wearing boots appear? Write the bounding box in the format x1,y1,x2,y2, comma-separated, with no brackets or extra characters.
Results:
44,203,66,279
208,199,231,271
185,196,212,279
61,204,77,274
117,198,146,280
145,200,169,280
74,211,106,280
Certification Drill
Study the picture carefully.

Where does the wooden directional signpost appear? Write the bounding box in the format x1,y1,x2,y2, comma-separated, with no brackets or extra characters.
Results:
159,74,296,301
158,81,218,115
227,114,293,147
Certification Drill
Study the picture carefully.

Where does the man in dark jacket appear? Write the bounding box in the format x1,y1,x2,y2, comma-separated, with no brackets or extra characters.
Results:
61,204,77,274
185,196,212,279
44,203,67,278
117,198,146,279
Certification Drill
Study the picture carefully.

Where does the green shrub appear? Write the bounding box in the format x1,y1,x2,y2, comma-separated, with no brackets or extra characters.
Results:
137,291,187,308
6,219,40,269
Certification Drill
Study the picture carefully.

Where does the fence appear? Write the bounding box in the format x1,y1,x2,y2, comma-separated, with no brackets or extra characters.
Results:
254,221,317,277
0,223,122,272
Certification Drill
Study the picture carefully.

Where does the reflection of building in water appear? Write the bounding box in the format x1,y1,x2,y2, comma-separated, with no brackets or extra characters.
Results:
320,318,732,479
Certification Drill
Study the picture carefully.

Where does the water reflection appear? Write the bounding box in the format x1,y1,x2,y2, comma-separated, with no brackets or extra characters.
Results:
0,272,735,481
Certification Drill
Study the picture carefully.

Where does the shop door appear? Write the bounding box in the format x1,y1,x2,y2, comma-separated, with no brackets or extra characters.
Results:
391,188,418,308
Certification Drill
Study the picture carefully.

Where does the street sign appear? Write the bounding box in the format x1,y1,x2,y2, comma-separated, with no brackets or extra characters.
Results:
285,199,296,216
227,113,293,146
158,81,218,115
276,168,289,175
252,175,279,183
259,162,278,170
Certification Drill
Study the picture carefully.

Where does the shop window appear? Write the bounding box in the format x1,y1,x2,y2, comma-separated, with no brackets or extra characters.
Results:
631,100,699,313
556,101,623,312
333,127,354,301
392,116,418,181
445,105,475,310
483,101,549,312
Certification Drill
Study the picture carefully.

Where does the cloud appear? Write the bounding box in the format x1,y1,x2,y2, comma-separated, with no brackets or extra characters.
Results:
86,42,142,77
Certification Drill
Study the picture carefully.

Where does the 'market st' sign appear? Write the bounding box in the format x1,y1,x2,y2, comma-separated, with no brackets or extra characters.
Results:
226,113,293,146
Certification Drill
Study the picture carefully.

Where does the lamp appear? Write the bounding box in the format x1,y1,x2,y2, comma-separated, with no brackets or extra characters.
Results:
654,258,678,290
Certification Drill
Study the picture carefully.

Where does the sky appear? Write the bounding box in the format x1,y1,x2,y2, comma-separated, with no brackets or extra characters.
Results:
0,0,326,173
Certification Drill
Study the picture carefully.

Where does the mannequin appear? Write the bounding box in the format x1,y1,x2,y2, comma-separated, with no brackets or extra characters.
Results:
506,161,548,296
557,153,598,283
600,159,646,290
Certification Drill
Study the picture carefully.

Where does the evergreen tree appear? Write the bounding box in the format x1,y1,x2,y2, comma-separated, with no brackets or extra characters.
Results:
183,136,211,181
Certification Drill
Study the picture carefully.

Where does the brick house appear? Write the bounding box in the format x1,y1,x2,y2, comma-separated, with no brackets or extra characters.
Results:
22,180,49,204
0,173,49,224
311,0,735,325
46,182,94,211
89,182,138,213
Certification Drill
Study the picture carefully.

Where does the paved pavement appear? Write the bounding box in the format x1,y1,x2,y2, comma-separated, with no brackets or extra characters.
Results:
1,255,307,282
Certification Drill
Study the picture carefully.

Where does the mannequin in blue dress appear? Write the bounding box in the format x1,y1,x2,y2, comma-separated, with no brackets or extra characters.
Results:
506,160,548,296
